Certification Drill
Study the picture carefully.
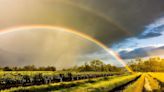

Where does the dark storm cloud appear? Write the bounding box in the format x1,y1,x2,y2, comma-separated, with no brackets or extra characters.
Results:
0,0,164,45
0,0,164,67
0,29,114,69
71,0,164,40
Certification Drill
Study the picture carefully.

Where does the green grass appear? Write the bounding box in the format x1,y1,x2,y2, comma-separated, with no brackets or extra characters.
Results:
56,73,140,92
1,75,117,92
0,71,120,79
123,74,145,92
6,72,164,92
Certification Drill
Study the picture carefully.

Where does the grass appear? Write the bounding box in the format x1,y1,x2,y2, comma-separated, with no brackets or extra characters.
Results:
56,73,140,92
123,73,145,92
1,75,117,92
149,72,164,83
0,71,120,79
3,72,164,92
146,74,160,91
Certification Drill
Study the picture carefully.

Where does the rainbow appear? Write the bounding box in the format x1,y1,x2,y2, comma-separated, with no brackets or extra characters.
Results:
58,0,131,35
0,25,134,73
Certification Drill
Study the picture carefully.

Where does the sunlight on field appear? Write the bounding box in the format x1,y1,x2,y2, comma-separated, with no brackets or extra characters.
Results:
149,73,164,83
123,74,145,92
1,72,164,92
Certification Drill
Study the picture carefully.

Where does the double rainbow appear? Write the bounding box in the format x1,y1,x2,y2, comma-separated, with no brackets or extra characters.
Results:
0,25,134,73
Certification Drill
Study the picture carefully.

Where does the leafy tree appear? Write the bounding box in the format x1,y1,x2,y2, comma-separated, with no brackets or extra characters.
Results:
129,57,164,72
3,66,12,71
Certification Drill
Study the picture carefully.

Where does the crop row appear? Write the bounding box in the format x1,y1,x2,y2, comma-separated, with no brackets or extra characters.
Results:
149,72,164,83
124,73,163,92
0,71,122,90
1,74,139,92
123,74,145,92
56,73,141,92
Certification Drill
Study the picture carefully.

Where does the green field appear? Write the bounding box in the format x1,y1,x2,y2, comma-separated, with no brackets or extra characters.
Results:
1,72,164,92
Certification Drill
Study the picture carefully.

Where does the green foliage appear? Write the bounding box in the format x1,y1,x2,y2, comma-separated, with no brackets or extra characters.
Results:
123,74,145,92
65,59,121,72
60,73,140,92
129,57,164,72
1,76,113,92
1,59,120,72
1,65,56,71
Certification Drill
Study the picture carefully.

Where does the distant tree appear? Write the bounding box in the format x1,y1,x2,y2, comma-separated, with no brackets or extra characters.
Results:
3,66,12,71
0,66,2,71
90,59,104,71
74,59,121,72
23,65,36,71
129,57,164,72
45,66,56,71
38,66,45,71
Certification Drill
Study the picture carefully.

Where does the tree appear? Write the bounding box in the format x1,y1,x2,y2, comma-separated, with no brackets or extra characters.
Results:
45,66,56,71
3,66,12,71
23,65,36,71
90,59,104,71
129,57,164,72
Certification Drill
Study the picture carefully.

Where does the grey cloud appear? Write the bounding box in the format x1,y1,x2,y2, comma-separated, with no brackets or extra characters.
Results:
138,32,162,39
0,0,164,67
119,46,164,59
0,29,105,69
0,0,164,45
138,25,164,39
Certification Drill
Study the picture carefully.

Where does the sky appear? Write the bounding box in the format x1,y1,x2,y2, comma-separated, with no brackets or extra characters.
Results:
0,0,164,69
112,17,164,59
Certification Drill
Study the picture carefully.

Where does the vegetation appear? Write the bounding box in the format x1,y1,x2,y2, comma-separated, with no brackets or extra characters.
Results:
1,72,164,92
57,73,140,92
1,74,138,92
123,74,145,92
1,65,56,71
0,77,101,92
129,57,164,72
1,57,164,72
149,73,164,83
144,74,160,91
0,70,120,90
1,58,164,92
0,60,121,72
62,59,121,72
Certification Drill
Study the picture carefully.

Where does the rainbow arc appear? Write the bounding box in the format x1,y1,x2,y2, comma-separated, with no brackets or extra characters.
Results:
0,25,134,73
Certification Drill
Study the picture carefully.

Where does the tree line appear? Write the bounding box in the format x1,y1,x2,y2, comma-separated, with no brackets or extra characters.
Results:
0,65,56,71
1,57,163,72
129,57,164,72
62,59,121,72
0,59,121,72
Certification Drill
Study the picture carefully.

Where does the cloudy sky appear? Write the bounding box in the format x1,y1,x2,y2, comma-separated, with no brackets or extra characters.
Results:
0,0,164,69
112,17,164,59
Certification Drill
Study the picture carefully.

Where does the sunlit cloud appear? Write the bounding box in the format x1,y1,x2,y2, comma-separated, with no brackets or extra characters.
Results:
112,16,164,59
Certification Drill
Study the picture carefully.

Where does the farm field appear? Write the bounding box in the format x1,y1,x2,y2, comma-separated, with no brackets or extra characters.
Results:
1,72,164,92
0,0,164,92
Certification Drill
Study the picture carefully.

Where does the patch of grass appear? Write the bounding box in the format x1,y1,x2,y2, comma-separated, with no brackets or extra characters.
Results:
146,74,160,91
123,74,145,92
57,73,140,92
149,73,164,83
